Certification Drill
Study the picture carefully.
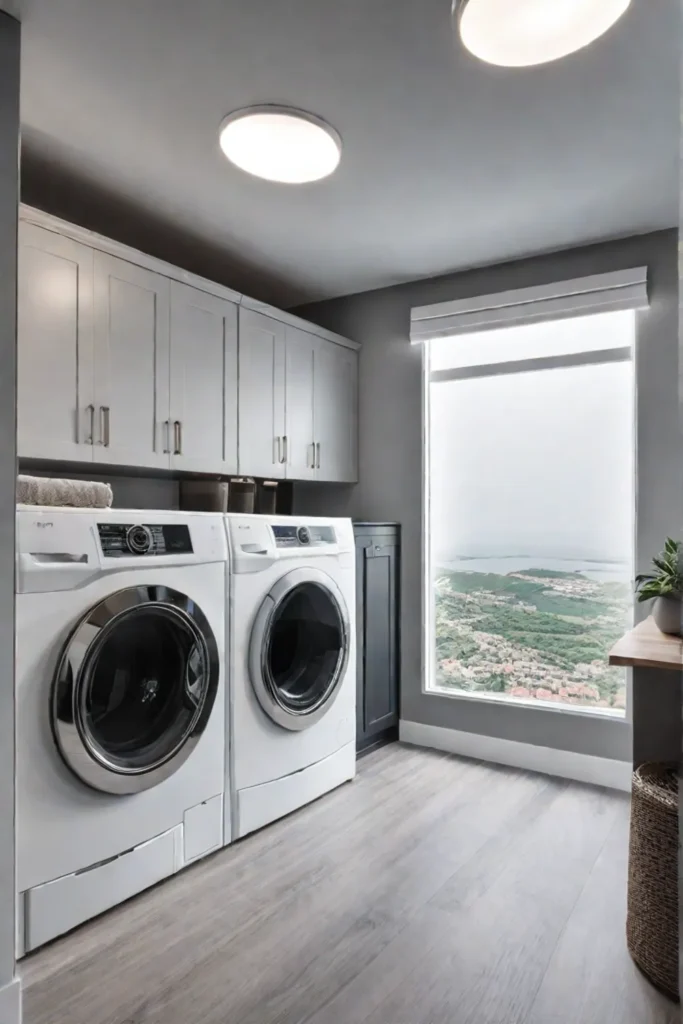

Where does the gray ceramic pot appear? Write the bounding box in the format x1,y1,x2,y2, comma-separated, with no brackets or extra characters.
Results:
652,595,682,636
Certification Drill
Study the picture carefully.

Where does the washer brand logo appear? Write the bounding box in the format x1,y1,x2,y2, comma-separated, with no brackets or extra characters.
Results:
35,521,54,529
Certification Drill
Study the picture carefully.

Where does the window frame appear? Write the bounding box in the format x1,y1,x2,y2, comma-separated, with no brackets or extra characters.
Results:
421,311,637,722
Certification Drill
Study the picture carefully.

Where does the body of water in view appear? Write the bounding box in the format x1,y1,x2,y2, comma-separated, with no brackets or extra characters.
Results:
438,556,631,583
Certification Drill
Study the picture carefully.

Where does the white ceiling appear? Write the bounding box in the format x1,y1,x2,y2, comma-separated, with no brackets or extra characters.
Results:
16,0,679,306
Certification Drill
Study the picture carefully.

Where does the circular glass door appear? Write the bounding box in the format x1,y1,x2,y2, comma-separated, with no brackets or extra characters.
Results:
52,586,220,794
249,568,350,731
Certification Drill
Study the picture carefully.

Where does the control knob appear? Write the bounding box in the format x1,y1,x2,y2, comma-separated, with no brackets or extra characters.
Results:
126,525,152,555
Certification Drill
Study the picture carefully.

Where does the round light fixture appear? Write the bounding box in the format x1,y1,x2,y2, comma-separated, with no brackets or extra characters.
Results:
218,106,341,184
454,0,632,67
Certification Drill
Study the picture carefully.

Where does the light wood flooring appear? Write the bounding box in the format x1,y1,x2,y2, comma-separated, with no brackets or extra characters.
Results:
21,743,677,1024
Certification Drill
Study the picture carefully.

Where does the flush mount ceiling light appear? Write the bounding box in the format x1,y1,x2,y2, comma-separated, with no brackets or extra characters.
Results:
453,0,632,67
218,105,341,184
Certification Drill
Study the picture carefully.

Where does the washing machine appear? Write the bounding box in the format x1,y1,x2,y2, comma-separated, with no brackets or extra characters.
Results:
225,515,356,840
15,507,229,955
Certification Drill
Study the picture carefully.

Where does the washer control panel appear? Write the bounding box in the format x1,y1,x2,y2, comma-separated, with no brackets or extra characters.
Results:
272,524,336,548
98,523,194,557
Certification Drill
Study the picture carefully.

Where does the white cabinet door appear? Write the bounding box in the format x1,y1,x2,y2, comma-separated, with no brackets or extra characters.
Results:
169,283,237,475
238,308,286,479
17,224,95,462
93,252,170,469
313,340,358,483
284,326,316,481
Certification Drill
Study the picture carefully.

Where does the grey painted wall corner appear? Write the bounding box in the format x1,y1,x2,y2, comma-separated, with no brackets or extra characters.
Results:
296,229,681,766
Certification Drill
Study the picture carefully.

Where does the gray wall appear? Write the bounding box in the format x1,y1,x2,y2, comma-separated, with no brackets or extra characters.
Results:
0,10,20,1022
296,229,681,765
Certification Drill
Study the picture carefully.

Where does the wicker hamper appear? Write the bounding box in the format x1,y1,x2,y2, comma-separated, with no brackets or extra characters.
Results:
626,763,679,1001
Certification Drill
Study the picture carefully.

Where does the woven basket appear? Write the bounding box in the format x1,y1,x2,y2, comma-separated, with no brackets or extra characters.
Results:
626,763,679,1002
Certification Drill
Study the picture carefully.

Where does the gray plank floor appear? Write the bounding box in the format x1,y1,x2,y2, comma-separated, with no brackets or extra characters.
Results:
21,744,677,1024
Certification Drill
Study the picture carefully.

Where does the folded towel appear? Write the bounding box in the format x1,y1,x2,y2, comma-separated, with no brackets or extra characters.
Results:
17,475,113,509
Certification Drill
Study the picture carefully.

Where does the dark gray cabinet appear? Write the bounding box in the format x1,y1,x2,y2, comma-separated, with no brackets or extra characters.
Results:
354,523,400,754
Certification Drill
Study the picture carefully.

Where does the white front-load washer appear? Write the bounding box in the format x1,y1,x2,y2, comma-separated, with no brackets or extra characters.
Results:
15,506,229,955
225,514,356,841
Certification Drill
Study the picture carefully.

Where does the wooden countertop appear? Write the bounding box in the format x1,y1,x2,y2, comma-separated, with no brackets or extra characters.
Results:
608,616,683,672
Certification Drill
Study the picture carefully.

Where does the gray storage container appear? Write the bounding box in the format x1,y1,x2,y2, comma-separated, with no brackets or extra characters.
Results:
179,479,230,513
228,478,256,514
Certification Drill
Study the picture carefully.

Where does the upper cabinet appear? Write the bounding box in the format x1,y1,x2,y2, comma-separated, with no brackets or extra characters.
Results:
236,311,358,483
170,283,238,475
238,307,286,480
313,338,358,483
17,224,95,462
284,325,358,483
237,311,358,483
17,209,359,485
284,325,317,482
93,252,170,470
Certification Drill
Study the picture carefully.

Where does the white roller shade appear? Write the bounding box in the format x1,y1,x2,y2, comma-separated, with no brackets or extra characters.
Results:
410,267,649,343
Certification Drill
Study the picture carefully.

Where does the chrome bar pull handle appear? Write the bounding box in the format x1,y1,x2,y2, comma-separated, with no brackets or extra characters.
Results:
315,442,321,469
99,406,110,447
85,404,95,445
173,420,182,456
163,420,171,455
282,435,288,464
103,406,111,447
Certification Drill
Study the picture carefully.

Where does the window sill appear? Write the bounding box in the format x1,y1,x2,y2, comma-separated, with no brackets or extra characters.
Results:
424,684,627,723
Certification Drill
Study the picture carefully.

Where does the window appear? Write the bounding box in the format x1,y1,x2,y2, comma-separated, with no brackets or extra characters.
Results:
424,309,635,716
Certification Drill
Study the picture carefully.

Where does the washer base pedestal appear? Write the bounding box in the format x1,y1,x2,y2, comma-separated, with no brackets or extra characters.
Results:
20,824,183,955
235,741,356,839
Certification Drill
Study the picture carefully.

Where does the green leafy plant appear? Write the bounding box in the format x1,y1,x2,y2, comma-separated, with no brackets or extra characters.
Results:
635,538,683,603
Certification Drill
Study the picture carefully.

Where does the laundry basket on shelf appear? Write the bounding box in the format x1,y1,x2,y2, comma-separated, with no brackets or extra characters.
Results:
626,762,679,1002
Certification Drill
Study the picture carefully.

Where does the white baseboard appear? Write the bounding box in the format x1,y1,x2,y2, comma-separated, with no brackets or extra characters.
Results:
0,978,21,1024
399,720,632,793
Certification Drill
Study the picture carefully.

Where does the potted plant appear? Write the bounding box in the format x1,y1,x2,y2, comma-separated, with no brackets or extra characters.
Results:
635,537,683,636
